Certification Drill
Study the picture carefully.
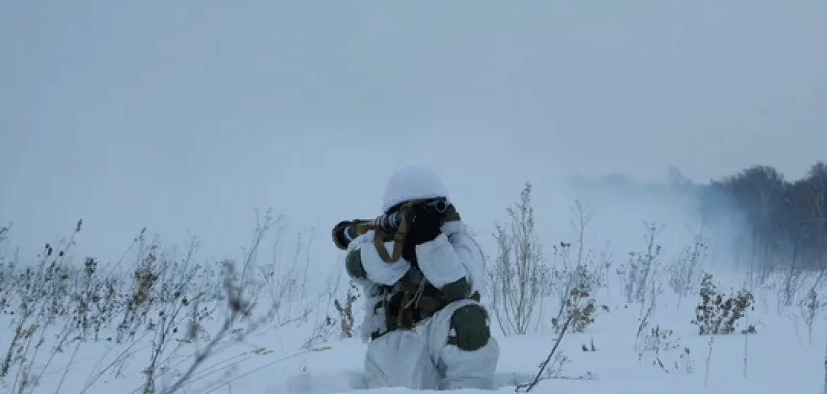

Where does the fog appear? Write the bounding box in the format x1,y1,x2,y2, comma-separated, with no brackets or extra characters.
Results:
533,175,748,273
2,1,825,280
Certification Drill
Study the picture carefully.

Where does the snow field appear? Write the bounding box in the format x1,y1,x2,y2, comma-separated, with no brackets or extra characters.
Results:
1,266,823,394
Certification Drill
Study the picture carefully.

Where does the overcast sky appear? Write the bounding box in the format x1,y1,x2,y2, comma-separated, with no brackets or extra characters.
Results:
2,1,826,269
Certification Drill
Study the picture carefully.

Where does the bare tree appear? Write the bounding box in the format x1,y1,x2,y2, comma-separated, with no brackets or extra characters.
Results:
155,211,280,394
704,335,715,388
487,181,550,336
781,219,807,310
515,312,574,393
618,223,663,304
669,219,708,309
570,200,594,271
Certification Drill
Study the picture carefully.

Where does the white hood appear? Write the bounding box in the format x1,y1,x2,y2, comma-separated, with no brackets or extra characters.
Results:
381,166,451,213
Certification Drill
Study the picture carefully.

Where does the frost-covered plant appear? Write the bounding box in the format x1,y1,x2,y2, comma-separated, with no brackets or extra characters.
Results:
668,236,708,308
617,223,663,304
333,282,361,338
487,181,551,336
551,263,609,333
691,273,756,335
800,288,826,344
637,325,693,374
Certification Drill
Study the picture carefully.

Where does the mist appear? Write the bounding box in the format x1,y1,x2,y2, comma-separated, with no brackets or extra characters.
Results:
527,174,748,274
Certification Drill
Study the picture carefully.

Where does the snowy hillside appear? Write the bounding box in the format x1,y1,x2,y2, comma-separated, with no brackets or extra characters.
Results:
1,203,825,394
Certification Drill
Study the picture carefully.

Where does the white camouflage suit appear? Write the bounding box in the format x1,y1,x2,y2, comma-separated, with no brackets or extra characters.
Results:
344,166,500,390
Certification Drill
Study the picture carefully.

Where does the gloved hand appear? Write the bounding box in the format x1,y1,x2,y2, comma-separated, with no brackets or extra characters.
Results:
408,202,443,245
332,220,355,250
402,202,443,263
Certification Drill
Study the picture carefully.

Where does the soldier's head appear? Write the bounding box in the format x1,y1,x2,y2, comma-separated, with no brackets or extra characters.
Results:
381,166,451,215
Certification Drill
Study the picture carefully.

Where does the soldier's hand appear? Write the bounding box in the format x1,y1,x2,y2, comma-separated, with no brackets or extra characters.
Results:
407,202,442,245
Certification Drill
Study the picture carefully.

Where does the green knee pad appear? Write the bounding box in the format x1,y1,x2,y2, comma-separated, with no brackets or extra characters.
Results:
447,304,490,351
345,249,367,280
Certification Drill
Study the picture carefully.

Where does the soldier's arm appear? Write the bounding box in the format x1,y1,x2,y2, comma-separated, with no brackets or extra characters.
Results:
344,231,410,286
414,221,484,302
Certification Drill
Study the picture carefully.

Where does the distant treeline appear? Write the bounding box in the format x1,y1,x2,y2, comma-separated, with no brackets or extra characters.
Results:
570,161,827,271
700,161,827,270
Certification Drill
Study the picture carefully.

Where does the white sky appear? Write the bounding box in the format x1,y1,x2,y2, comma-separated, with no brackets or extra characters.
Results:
2,1,825,269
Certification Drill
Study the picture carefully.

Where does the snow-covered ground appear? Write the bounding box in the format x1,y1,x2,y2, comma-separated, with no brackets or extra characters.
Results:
1,223,825,394
1,285,823,394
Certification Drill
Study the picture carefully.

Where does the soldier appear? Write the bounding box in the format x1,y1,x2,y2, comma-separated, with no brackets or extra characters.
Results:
336,166,499,390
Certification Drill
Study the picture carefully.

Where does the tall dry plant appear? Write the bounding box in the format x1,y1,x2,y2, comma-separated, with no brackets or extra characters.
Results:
486,181,550,336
